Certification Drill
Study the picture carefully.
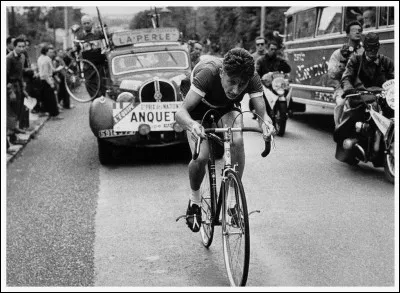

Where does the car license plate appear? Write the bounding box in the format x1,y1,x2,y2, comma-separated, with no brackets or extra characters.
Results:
99,129,136,138
113,101,182,132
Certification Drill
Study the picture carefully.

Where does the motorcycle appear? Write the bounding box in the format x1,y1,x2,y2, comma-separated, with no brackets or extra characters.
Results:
258,72,290,136
333,80,395,183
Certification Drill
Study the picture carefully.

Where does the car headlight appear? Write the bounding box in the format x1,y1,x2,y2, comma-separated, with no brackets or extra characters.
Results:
170,74,187,87
120,80,142,92
117,92,134,102
384,87,395,110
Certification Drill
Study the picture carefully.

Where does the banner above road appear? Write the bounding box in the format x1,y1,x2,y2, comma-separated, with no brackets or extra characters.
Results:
112,28,180,47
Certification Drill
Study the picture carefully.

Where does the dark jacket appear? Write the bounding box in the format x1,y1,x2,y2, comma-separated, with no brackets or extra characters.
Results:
341,53,394,91
256,54,291,78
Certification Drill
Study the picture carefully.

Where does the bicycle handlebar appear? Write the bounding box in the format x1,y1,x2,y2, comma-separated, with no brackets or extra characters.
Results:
192,126,272,160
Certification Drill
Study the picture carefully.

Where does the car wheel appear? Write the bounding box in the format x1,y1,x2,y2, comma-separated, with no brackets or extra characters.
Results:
98,139,114,165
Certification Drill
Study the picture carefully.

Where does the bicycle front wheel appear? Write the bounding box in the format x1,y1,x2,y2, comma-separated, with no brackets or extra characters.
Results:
64,59,100,102
200,160,215,248
222,169,250,286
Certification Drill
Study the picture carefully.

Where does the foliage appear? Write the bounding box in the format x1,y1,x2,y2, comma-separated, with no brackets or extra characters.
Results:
128,6,286,55
7,7,82,45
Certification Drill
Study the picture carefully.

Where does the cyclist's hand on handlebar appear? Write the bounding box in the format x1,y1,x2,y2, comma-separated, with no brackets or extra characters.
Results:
262,121,275,141
190,122,206,141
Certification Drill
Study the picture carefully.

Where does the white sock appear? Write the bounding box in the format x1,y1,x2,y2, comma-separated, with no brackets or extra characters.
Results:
190,189,201,206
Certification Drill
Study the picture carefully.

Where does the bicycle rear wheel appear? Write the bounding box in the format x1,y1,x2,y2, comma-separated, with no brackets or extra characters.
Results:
200,161,215,248
64,59,100,102
222,169,250,286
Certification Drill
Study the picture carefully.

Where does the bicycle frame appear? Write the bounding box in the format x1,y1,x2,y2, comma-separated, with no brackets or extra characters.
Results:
206,128,242,227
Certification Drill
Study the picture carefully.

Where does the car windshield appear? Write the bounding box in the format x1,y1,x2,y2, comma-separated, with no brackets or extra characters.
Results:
112,51,189,75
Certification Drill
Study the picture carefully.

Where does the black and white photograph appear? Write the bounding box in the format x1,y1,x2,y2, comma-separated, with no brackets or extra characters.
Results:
2,1,398,290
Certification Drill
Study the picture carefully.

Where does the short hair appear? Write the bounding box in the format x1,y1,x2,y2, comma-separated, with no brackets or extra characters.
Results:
346,21,363,34
41,46,50,55
223,48,255,81
25,39,31,45
81,15,92,23
7,36,14,45
255,36,266,43
267,40,278,48
13,38,26,47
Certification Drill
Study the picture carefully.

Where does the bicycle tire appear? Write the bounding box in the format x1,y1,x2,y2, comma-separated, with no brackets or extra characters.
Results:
64,59,101,102
200,160,215,248
222,169,250,286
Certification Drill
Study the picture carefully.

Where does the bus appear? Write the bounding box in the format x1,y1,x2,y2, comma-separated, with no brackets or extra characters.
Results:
283,6,394,111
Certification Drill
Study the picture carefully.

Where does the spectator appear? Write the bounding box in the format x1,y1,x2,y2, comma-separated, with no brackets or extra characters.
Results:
54,49,74,109
190,42,203,67
209,42,222,57
7,36,15,54
19,35,34,129
252,36,267,62
7,37,28,134
37,46,63,120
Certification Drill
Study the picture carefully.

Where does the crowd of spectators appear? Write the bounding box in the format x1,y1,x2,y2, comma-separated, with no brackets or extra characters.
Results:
6,35,75,154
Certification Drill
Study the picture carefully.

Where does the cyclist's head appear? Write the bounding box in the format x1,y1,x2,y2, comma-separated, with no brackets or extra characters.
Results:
221,48,254,100
81,15,93,32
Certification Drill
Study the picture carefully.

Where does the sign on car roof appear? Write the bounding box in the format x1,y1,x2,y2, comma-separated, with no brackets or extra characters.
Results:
112,27,180,47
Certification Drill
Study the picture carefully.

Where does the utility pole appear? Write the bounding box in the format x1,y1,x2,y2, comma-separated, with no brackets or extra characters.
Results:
53,8,57,45
64,7,69,50
260,6,265,38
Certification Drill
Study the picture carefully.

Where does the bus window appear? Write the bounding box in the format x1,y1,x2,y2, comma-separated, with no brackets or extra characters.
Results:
295,8,317,39
317,7,342,35
382,7,395,26
345,7,377,29
380,7,388,26
286,16,294,41
389,7,394,25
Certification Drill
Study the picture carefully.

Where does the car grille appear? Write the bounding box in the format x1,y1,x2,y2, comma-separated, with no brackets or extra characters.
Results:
140,79,176,102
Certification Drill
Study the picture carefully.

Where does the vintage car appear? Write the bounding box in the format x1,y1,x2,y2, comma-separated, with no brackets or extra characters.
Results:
88,28,191,164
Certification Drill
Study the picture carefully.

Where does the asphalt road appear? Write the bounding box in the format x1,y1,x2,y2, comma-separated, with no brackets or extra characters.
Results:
6,100,395,288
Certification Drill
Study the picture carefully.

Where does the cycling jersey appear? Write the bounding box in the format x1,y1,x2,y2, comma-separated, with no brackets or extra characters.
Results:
189,57,263,120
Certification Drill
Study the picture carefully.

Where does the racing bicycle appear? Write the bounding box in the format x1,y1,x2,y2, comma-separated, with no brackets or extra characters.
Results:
177,110,273,286
64,39,102,102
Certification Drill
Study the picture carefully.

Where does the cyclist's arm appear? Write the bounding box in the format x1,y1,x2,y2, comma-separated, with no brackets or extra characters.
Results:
250,95,274,135
176,89,204,137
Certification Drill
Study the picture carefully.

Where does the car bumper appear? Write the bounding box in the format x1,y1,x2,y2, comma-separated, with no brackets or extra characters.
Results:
90,96,187,147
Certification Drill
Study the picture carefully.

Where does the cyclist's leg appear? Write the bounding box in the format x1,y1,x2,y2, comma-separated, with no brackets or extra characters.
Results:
185,126,210,232
218,111,245,178
185,125,210,191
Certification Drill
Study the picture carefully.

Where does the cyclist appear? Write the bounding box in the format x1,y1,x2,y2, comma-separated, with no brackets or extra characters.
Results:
176,48,275,232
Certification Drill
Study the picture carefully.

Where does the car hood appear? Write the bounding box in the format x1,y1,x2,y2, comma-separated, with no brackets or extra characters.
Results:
111,70,189,85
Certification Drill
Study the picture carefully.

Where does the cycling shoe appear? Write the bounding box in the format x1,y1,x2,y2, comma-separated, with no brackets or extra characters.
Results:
186,201,202,233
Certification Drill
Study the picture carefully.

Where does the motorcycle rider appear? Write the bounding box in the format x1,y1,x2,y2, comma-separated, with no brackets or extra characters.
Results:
255,40,291,78
328,21,364,127
253,40,291,118
339,32,394,163
176,48,275,232
251,36,267,62
341,32,394,96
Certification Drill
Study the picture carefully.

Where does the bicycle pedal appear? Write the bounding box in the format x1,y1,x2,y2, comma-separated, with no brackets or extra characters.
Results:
248,210,261,216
